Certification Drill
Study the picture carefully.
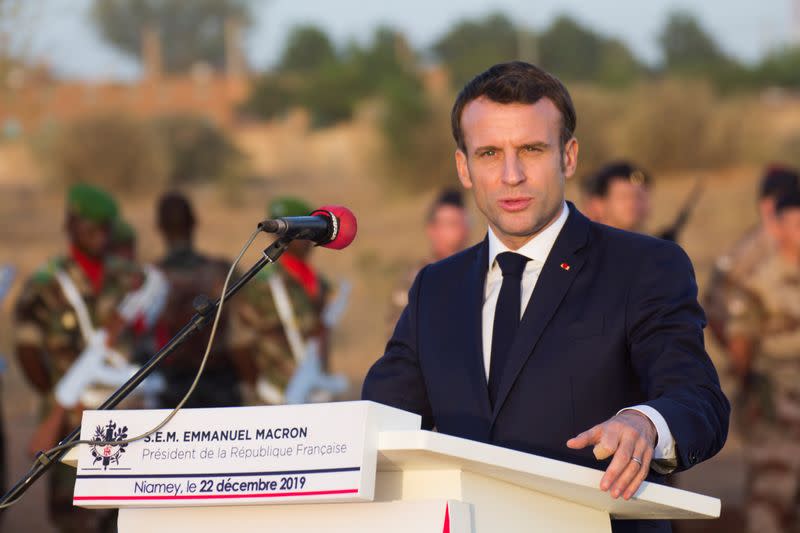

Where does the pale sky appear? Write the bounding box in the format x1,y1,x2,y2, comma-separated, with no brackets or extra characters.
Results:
19,0,792,80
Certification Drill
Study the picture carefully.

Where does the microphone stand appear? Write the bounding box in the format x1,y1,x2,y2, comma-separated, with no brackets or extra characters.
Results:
0,236,293,507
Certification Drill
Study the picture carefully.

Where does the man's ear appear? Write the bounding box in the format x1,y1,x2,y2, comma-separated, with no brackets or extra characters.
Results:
455,149,472,189
562,137,579,178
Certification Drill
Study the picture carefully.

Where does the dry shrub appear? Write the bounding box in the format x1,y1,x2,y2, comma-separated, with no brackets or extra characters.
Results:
570,84,626,179
43,113,168,192
154,114,247,186
37,113,248,200
620,79,743,172
376,91,456,194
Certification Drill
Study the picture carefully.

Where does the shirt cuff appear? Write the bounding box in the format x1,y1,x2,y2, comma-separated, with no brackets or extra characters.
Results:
618,405,678,474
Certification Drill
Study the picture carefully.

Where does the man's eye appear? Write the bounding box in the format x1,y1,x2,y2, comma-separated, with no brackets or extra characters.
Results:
524,145,541,152
480,150,496,157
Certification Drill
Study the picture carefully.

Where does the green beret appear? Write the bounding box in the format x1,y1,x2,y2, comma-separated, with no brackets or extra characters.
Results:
269,196,311,218
67,183,118,223
110,217,136,245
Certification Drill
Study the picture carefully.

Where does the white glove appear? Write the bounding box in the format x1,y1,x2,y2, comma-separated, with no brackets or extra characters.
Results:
78,364,165,409
256,378,285,405
285,339,348,404
54,330,110,408
55,330,153,408
118,265,169,328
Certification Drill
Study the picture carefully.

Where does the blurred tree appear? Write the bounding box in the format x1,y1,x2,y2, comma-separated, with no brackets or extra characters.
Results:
539,16,601,80
657,11,755,91
44,114,168,192
245,26,419,128
432,12,518,89
539,15,644,86
755,46,800,88
294,61,365,127
539,15,642,86
278,25,337,74
433,13,642,89
90,0,253,72
658,11,737,76
353,26,416,89
241,74,298,120
596,39,645,87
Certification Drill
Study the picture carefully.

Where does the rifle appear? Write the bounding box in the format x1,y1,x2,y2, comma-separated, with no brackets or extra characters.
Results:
657,176,705,242
28,267,168,456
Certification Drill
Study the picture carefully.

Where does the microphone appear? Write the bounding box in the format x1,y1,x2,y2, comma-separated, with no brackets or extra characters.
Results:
258,205,357,250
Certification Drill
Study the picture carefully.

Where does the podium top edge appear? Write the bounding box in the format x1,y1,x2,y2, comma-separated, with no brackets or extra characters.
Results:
377,430,720,519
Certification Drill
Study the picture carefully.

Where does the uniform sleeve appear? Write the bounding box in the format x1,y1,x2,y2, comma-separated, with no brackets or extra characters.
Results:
227,295,261,350
13,277,48,349
723,283,765,342
761,329,800,359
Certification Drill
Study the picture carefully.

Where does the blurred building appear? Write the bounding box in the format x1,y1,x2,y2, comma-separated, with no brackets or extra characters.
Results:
0,23,250,136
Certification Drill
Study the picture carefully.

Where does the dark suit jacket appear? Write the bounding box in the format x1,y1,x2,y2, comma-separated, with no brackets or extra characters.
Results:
362,203,729,533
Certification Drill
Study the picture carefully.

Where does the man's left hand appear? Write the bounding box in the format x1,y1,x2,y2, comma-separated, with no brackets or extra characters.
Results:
566,410,657,500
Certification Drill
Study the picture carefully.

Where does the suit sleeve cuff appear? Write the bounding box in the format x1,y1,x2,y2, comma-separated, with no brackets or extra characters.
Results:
618,405,678,474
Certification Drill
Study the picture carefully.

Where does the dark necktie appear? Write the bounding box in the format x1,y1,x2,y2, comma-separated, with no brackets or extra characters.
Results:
488,251,530,407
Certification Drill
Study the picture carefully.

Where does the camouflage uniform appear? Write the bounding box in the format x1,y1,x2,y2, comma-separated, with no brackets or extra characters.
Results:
705,226,774,344
14,184,141,533
154,242,240,408
229,196,328,405
229,260,328,404
14,254,143,532
726,253,800,533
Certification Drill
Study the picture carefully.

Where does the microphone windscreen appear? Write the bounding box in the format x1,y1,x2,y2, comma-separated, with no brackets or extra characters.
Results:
314,205,357,250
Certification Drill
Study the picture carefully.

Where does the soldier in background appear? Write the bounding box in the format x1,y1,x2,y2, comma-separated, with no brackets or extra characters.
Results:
724,189,800,532
109,217,137,262
109,217,168,373
581,160,702,242
705,166,800,345
230,197,333,405
13,184,143,533
388,188,470,329
153,191,241,408
581,161,652,234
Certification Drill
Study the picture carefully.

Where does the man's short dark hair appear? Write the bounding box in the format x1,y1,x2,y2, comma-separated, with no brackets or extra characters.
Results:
426,187,464,223
582,161,651,198
760,165,800,200
451,61,577,153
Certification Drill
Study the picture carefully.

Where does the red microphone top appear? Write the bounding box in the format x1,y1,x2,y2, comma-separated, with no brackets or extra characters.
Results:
311,205,357,250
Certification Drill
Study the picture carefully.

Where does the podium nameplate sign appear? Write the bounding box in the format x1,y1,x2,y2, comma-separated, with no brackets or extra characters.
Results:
73,401,420,508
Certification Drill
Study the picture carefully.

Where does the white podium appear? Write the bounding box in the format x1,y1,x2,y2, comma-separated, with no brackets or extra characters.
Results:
63,402,719,533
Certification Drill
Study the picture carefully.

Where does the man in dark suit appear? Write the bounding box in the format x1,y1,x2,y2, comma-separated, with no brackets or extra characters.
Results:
362,62,729,533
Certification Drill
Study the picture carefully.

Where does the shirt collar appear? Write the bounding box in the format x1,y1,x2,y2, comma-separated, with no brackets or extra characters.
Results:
488,201,569,269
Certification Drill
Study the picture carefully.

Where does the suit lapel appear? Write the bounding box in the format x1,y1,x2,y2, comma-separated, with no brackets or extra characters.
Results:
491,204,591,420
465,237,492,419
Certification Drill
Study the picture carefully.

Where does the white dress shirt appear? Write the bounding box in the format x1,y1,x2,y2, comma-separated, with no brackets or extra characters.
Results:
482,202,677,469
